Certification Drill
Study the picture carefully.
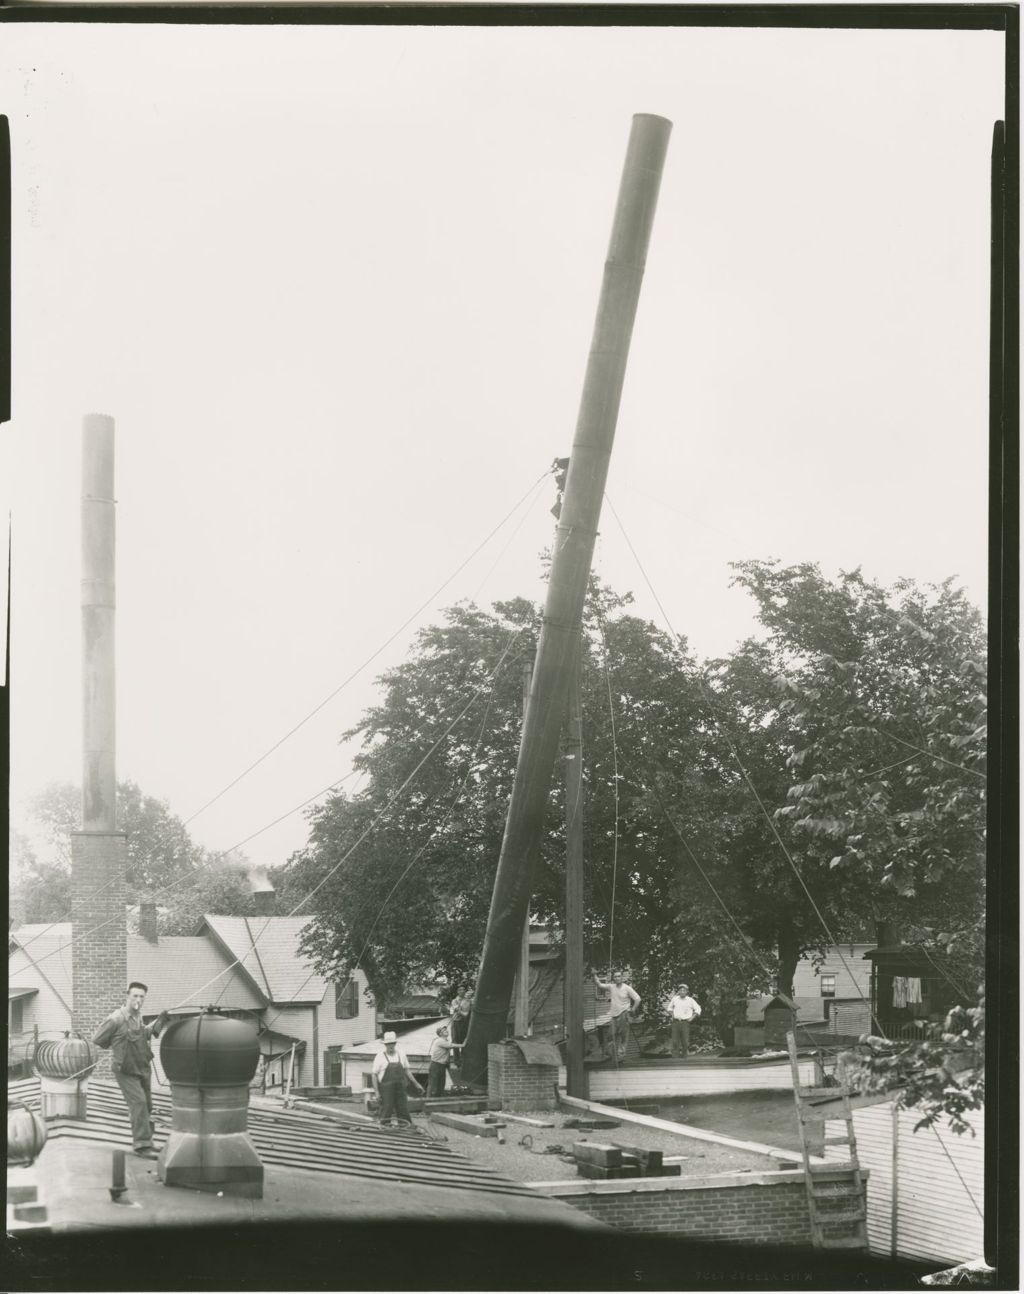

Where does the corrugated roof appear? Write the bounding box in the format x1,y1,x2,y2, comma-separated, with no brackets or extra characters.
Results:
8,1075,537,1199
200,915,329,1004
8,923,266,1014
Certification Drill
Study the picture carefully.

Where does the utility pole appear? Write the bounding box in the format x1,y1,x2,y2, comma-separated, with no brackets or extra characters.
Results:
460,114,671,1086
564,638,586,1097
513,661,533,1037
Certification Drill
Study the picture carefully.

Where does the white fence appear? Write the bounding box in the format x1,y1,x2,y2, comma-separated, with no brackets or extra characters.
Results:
825,1100,985,1266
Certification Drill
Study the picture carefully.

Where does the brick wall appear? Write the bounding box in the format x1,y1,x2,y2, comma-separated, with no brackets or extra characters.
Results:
542,1173,813,1245
71,831,127,1072
488,1042,558,1111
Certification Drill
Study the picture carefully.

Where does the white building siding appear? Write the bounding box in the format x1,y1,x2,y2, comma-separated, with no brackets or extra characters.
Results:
8,949,73,1040
825,1102,984,1266
586,1059,817,1101
315,971,376,1053
791,945,873,1001
269,973,376,1088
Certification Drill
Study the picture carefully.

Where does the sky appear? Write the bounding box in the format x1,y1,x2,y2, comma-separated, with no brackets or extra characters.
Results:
2,19,1003,876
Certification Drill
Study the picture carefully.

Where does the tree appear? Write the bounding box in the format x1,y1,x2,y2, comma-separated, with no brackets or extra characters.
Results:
9,780,257,930
727,561,986,993
841,992,985,1135
283,562,985,1041
284,589,774,1017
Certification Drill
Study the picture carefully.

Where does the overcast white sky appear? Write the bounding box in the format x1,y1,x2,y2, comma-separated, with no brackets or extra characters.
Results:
2,21,1003,875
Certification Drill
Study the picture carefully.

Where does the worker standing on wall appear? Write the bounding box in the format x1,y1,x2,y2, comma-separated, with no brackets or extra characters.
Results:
92,981,169,1158
372,1031,424,1127
592,969,641,1062
667,983,702,1058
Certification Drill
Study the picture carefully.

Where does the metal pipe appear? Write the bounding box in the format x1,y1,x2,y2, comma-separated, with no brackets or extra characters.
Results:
81,413,117,832
460,114,671,1086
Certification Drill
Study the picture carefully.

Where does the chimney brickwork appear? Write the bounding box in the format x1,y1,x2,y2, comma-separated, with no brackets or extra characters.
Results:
139,901,158,942
71,832,128,1065
72,414,127,1073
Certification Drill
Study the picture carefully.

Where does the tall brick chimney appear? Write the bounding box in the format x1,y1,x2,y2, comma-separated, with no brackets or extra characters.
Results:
252,888,276,917
139,901,158,943
71,414,128,1056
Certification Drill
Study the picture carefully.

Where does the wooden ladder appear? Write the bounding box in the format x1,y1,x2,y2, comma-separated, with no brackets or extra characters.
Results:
787,1030,869,1252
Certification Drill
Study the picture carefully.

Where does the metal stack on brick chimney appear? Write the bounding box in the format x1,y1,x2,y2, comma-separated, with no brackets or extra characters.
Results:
71,415,128,1073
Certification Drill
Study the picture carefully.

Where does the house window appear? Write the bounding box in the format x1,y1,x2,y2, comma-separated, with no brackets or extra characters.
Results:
820,974,837,998
335,977,359,1020
362,1073,374,1089
10,998,24,1034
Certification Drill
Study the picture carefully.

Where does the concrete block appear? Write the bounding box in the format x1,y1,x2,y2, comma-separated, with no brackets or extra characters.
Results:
6,1184,39,1205
572,1142,622,1168
13,1202,48,1222
576,1162,627,1180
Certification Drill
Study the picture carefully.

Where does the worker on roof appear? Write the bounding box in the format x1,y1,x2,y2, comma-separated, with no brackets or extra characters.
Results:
667,983,702,1058
592,969,641,1062
450,988,473,1048
92,981,170,1159
426,1023,457,1098
372,1031,424,1128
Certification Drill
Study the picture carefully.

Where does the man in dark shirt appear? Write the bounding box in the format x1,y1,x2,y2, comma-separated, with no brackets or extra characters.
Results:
92,981,169,1158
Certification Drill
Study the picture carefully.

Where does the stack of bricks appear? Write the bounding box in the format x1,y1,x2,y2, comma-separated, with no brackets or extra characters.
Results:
487,1041,558,1112
573,1142,682,1180
71,831,128,1075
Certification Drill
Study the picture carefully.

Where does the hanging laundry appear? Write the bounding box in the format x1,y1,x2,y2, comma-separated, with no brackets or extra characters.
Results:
905,977,923,1005
892,976,909,1008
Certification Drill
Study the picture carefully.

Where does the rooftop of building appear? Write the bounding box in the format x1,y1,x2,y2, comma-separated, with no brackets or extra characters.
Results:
9,1074,601,1234
9,923,263,1013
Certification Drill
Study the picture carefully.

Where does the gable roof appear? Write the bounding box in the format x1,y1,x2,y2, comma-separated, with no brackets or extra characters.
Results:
129,935,266,1012
199,915,329,1004
8,923,266,1014
9,924,74,1008
341,1016,453,1060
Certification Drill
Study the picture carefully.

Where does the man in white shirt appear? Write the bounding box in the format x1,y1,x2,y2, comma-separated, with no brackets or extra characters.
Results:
668,983,702,1058
426,1024,457,1098
372,1031,424,1126
592,970,641,1061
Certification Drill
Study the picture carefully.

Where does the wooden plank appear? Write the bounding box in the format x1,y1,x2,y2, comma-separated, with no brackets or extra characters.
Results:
559,1094,806,1165
609,1142,662,1171
575,1162,627,1180
498,1113,555,1128
428,1112,498,1137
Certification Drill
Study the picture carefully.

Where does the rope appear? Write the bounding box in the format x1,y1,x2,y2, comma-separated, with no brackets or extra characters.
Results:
9,769,360,975
604,492,882,1034
181,470,551,830
225,626,525,1028
168,628,528,1014
12,468,551,960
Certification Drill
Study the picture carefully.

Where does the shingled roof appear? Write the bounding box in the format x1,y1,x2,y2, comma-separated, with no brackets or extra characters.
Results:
198,915,329,1004
8,924,266,1014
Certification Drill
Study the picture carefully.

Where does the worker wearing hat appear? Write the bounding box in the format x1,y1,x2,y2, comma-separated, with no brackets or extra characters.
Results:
372,1031,424,1127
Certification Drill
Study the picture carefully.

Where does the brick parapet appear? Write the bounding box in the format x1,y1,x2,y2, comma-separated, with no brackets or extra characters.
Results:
487,1043,558,1112
71,831,127,1073
539,1173,815,1244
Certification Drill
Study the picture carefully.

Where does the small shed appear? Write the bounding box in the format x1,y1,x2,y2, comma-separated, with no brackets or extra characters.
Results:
762,993,799,1046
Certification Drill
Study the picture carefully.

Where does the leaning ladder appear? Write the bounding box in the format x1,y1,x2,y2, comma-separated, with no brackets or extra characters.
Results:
787,1030,869,1252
